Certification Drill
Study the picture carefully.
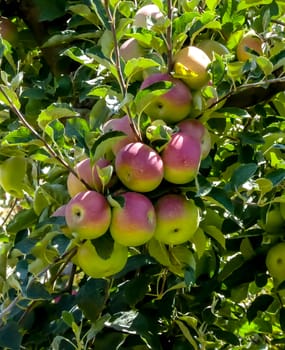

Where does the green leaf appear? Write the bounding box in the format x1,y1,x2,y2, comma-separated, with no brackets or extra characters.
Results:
192,228,207,259
76,278,108,322
279,307,285,332
91,233,114,260
208,187,234,212
204,225,226,249
147,238,171,266
237,0,273,11
175,320,198,350
38,103,79,129
62,310,74,327
247,294,274,322
33,0,66,21
0,84,21,109
0,321,22,349
210,55,225,85
124,274,152,306
7,209,38,233
218,254,245,282
68,4,99,25
124,57,160,78
228,163,258,190
26,280,51,300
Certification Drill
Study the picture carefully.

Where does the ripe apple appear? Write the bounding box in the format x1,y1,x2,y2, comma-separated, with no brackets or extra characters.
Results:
76,239,128,278
102,115,138,155
110,192,156,246
177,119,211,159
67,157,111,197
236,31,263,61
0,156,27,198
197,39,229,60
140,72,192,123
161,132,201,184
266,242,285,282
153,194,200,245
134,4,164,28
173,46,211,90
65,191,111,239
115,142,164,192
0,16,18,43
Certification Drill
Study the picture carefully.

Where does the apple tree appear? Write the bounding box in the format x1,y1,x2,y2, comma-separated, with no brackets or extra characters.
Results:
0,0,285,349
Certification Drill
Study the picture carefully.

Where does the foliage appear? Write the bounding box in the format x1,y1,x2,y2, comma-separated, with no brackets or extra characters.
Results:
0,0,285,349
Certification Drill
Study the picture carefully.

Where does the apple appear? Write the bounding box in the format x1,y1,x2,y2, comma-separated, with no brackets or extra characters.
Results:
115,142,164,192
264,206,284,234
0,156,27,198
110,192,156,246
65,190,111,239
0,16,18,44
153,194,200,245
67,157,111,197
134,4,164,28
161,132,201,184
173,46,211,90
196,39,229,60
266,242,285,282
76,239,128,278
177,119,211,159
120,37,145,61
102,115,138,155
236,31,263,61
140,72,192,123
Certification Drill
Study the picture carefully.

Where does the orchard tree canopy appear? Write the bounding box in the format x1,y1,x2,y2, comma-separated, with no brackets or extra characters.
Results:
0,0,285,349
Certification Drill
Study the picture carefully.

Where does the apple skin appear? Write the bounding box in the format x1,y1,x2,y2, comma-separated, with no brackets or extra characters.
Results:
264,206,284,234
102,115,138,155
0,156,27,198
161,132,201,184
65,191,111,240
0,17,18,43
177,119,211,159
153,194,200,245
197,39,229,60
173,46,211,90
140,72,192,123
266,242,285,282
236,32,263,61
115,142,164,192
110,192,156,246
76,239,128,278
67,157,111,197
120,37,145,61
134,4,164,28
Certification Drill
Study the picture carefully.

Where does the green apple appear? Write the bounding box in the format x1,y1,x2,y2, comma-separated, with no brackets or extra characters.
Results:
197,39,230,60
102,115,138,155
177,119,211,159
76,239,128,278
110,192,156,246
264,206,284,234
65,190,111,239
67,157,111,197
0,156,27,198
161,132,201,184
134,4,164,28
266,242,285,281
173,46,211,90
236,31,263,61
153,194,200,245
140,72,192,123
115,142,164,192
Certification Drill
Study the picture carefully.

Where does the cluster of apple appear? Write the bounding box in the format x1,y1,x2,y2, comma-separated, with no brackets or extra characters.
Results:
51,4,266,279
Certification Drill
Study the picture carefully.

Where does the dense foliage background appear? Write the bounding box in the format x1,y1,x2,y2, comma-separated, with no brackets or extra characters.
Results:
0,0,285,349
